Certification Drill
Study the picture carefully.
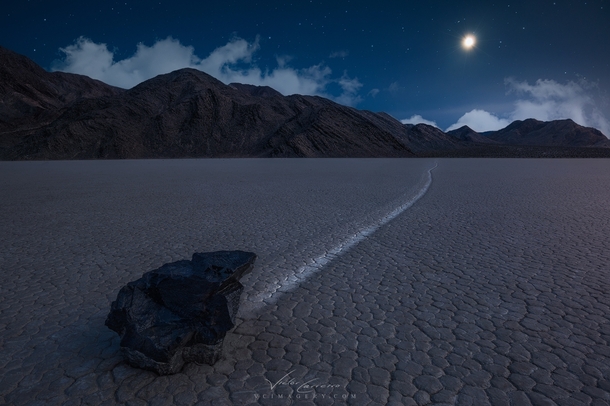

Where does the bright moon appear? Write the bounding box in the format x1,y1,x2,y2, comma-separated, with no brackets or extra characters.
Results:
462,35,476,50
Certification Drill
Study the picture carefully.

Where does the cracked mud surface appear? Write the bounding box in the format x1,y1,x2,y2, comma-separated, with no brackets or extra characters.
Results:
1,158,609,405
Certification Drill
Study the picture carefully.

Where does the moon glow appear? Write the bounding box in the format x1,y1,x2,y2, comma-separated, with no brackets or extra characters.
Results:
462,34,476,50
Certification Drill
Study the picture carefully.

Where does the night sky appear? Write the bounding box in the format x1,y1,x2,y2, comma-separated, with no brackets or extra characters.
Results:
2,0,609,134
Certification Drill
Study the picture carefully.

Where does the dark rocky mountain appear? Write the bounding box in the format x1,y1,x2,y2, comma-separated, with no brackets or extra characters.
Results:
11,66,428,159
484,118,610,148
447,125,499,144
400,123,470,153
1,46,609,159
0,46,123,147
0,49,425,159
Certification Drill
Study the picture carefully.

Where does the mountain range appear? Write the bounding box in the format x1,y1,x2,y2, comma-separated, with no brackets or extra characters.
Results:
1,45,609,160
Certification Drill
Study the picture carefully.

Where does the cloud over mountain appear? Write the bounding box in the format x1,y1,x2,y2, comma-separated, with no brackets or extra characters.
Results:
400,115,439,128
507,78,610,136
53,36,363,106
446,110,510,132
447,78,610,136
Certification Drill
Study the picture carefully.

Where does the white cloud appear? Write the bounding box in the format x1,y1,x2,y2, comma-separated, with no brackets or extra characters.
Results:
329,50,349,58
388,82,400,93
334,73,363,106
368,88,380,97
55,37,199,89
446,78,610,136
197,37,259,77
53,36,363,106
506,78,609,136
446,110,510,132
400,115,438,128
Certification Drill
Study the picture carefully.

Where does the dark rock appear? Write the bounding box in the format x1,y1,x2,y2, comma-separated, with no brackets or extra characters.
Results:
105,250,256,375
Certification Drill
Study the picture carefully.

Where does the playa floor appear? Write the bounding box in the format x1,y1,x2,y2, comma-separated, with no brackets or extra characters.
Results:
1,158,609,405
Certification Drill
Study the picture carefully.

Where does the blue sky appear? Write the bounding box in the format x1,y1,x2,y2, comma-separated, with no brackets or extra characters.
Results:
2,0,609,134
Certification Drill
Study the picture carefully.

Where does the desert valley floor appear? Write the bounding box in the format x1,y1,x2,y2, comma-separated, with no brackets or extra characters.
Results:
1,158,610,405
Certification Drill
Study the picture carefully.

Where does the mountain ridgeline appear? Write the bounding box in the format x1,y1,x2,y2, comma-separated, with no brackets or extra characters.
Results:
1,46,609,160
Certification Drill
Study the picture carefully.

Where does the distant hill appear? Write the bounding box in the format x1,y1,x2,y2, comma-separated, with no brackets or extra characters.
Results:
1,46,608,159
398,123,467,153
483,118,610,148
447,126,500,144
